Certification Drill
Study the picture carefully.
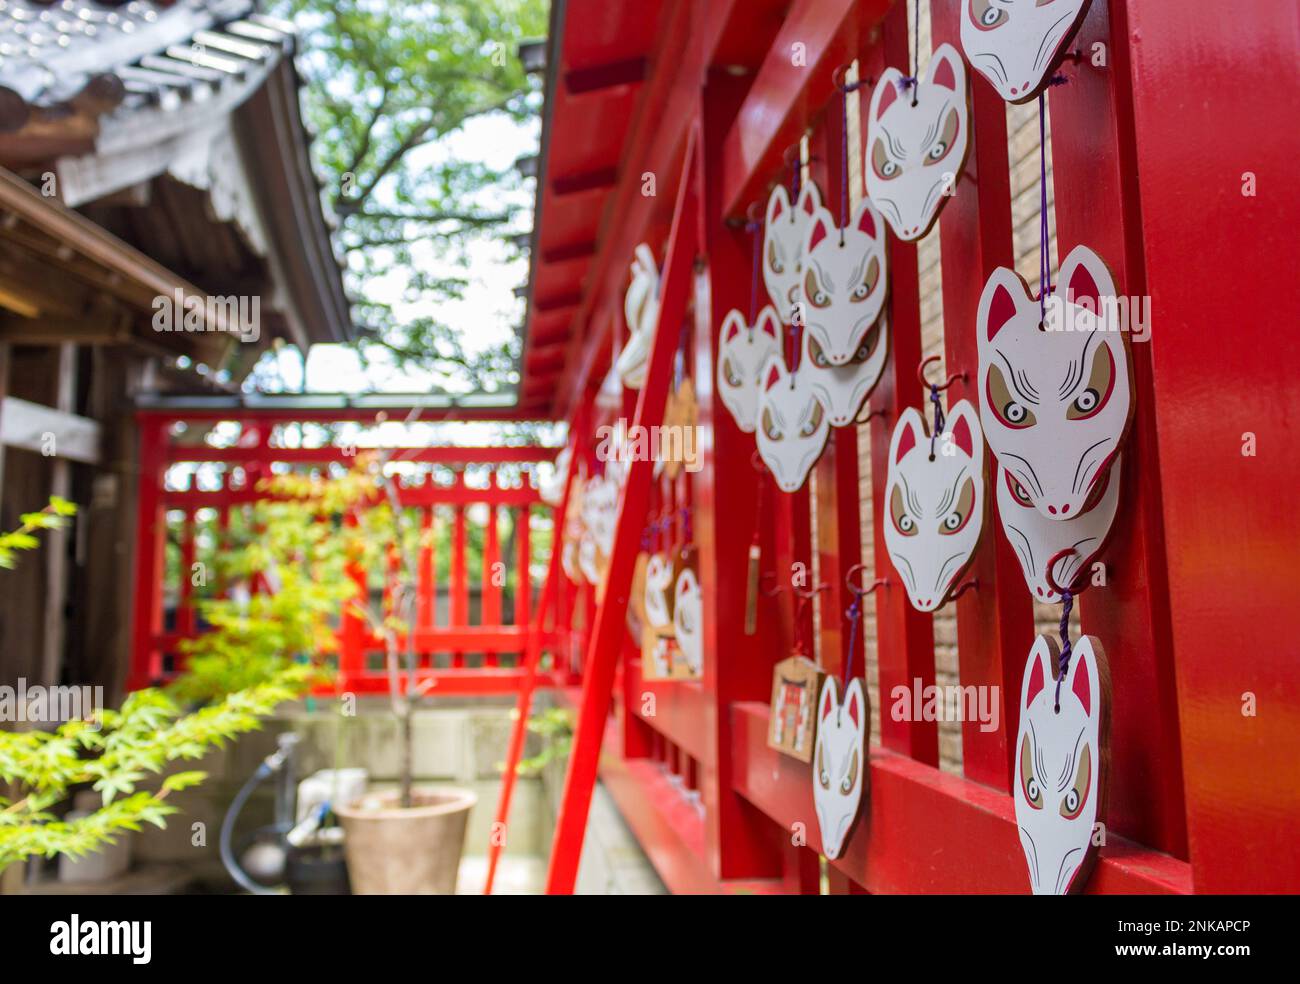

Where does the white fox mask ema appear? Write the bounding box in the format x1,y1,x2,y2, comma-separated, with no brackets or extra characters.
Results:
976,245,1132,521
673,567,703,676
617,243,660,389
717,306,782,433
1015,634,1108,895
800,308,887,427
867,43,970,241
883,401,987,611
998,455,1121,603
800,200,888,366
643,553,674,630
813,677,867,860
763,179,823,324
755,353,829,493
960,0,1090,103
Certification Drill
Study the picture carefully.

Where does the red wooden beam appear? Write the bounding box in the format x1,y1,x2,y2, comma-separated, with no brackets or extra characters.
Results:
127,418,169,689
546,123,702,894
718,0,890,220
729,701,1190,893
1124,0,1300,892
1048,0,1187,858
169,446,558,464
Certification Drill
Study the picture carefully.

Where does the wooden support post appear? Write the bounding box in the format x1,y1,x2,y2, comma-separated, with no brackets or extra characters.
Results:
546,126,702,894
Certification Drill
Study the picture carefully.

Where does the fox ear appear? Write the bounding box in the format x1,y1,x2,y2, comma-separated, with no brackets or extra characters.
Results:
766,183,790,227
721,309,744,344
854,200,880,239
928,43,964,92
872,68,904,120
820,678,840,721
890,408,926,465
946,400,983,461
797,179,822,216
756,305,780,340
845,679,866,733
1022,636,1059,709
1058,245,1116,313
806,207,830,253
978,268,1029,343
1067,636,1104,720
762,354,786,392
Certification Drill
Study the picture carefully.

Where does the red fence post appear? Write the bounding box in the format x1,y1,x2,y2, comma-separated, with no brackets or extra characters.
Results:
128,415,169,689
546,125,703,894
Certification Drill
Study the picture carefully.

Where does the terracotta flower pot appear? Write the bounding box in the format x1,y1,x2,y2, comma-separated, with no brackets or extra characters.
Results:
335,787,477,895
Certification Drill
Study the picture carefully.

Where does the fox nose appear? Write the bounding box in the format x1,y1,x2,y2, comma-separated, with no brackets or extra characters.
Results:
1046,503,1072,515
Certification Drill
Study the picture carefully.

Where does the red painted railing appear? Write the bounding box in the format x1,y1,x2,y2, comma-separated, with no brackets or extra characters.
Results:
128,409,583,696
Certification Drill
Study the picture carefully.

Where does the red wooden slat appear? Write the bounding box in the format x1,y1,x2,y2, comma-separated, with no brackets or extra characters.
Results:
547,125,702,894
128,417,168,689
929,0,1036,792
1047,0,1186,858
451,486,468,668
417,507,434,629
862,5,938,766
169,446,559,464
515,504,532,628
1124,0,1300,892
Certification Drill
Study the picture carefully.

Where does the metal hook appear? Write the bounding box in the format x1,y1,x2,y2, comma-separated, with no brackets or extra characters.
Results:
832,64,871,93
793,581,830,602
845,564,888,597
917,354,966,392
760,571,783,598
948,578,979,602
1046,548,1091,598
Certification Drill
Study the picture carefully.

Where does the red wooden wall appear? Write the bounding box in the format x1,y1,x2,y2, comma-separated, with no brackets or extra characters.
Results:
538,0,1297,895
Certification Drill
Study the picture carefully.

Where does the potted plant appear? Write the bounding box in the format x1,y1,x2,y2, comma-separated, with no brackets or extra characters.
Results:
332,456,476,895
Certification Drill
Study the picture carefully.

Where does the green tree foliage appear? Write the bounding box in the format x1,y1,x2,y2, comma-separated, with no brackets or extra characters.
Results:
276,0,549,386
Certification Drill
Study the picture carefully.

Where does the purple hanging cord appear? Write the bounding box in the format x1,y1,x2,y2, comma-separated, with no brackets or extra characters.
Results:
1053,589,1074,713
843,594,862,690
928,383,946,460
899,0,921,101
746,216,761,325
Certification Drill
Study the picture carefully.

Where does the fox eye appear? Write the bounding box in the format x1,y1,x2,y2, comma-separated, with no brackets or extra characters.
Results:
939,478,975,535
804,268,830,308
1019,733,1043,810
1059,744,1092,820
1067,344,1114,421
925,110,960,166
850,257,880,302
810,335,830,369
767,239,784,275
987,364,1037,429
840,749,859,794
762,408,783,442
1004,470,1033,506
852,323,880,363
890,485,917,537
817,744,830,789
799,401,824,437
971,0,1007,30
723,358,741,387
872,139,900,180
